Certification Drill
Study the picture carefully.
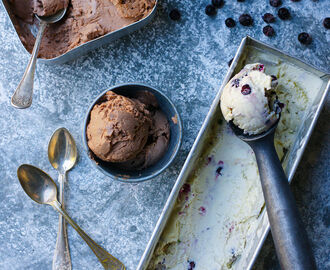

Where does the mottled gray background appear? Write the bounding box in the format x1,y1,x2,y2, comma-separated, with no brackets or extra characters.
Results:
0,0,329,269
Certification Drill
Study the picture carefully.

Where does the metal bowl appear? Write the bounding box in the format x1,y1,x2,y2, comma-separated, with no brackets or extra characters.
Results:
83,83,182,183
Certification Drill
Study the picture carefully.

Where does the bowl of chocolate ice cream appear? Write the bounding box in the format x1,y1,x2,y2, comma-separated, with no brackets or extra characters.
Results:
83,83,182,182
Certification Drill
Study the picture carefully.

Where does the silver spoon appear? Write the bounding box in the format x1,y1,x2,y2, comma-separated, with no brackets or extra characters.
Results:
11,8,67,109
229,120,316,270
17,164,126,270
48,128,77,270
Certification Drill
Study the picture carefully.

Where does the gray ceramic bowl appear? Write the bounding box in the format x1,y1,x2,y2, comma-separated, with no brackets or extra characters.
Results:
83,83,182,183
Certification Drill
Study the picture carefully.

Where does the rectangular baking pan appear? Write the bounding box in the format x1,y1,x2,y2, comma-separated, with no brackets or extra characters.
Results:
137,36,330,270
1,0,158,64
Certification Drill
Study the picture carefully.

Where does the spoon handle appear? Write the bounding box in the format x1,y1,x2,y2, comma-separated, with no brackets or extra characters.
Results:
11,21,47,109
51,200,126,270
250,135,316,270
53,173,72,270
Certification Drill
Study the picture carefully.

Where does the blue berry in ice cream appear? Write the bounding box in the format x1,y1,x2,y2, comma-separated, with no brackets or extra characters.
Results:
188,261,196,270
241,84,252,95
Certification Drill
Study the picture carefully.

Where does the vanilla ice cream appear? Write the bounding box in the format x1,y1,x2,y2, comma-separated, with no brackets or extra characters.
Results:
147,57,322,270
220,63,279,135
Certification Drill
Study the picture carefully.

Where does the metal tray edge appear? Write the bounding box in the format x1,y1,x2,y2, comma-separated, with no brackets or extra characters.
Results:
137,36,330,270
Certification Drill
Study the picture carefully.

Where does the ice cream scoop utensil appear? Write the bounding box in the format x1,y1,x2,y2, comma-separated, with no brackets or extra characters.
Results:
11,8,67,109
17,164,126,270
48,128,78,270
229,120,316,270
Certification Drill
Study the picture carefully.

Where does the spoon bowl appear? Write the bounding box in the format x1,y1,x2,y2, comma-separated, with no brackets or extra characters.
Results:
36,8,67,24
228,118,279,142
48,127,78,173
17,164,57,205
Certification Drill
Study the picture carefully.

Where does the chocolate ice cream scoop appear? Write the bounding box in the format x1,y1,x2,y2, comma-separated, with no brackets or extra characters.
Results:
34,0,69,17
87,91,152,163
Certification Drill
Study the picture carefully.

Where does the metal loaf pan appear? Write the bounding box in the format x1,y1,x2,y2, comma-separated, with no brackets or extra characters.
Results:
1,0,158,64
137,36,330,269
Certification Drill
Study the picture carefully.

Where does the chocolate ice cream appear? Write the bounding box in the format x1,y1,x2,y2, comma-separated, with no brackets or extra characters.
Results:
8,0,156,59
87,91,170,170
34,0,69,17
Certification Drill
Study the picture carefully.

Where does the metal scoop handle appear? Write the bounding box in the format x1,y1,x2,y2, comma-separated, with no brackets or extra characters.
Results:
248,132,316,270
51,200,125,270
11,21,47,109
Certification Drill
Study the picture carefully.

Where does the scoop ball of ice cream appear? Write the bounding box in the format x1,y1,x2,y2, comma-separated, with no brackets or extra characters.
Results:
220,63,280,135
87,91,152,163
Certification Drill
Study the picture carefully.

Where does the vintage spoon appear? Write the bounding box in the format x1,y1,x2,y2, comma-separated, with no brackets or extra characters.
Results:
48,128,77,270
11,8,67,109
229,120,316,270
17,164,126,270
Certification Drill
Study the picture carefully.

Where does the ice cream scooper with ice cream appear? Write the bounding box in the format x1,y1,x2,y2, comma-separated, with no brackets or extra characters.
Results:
220,63,316,270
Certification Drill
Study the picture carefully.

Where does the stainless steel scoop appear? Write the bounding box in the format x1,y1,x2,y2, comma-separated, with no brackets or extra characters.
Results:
229,120,316,270
11,8,67,109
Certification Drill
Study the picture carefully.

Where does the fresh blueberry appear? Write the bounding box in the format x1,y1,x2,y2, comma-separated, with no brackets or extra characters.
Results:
263,25,275,37
212,0,225,8
205,5,217,16
225,18,236,28
241,84,251,95
169,9,181,21
298,32,312,45
262,13,276,23
278,8,291,20
270,0,282,7
239,14,253,26
323,18,330,29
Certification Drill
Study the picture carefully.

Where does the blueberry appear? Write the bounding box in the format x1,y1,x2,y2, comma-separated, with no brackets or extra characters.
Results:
228,58,234,67
205,5,217,16
298,32,312,45
212,0,225,8
278,8,291,20
237,0,245,2
225,18,236,28
239,14,253,26
269,0,282,7
290,0,300,2
188,261,196,270
263,25,275,37
241,84,251,95
231,79,240,87
323,18,330,29
262,13,276,23
169,9,181,21
216,166,223,175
